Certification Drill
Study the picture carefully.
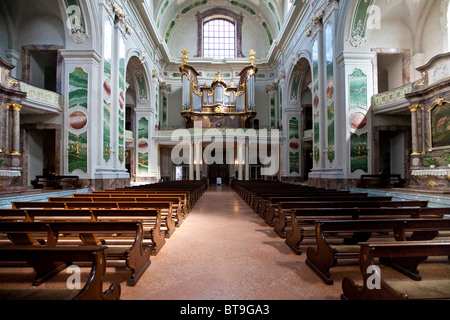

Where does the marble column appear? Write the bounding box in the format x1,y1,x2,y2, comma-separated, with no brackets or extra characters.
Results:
189,142,194,180
5,103,13,154
237,140,244,181
244,143,249,181
417,105,425,154
195,141,201,181
409,105,421,167
409,105,419,156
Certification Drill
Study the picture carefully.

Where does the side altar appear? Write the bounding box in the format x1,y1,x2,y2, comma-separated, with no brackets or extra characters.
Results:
179,49,257,129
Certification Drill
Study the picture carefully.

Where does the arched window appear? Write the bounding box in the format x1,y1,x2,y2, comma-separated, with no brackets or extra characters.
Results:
195,8,244,58
203,18,235,59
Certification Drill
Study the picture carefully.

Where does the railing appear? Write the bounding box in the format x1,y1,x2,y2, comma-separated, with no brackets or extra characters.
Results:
20,82,62,107
371,83,412,107
303,129,313,140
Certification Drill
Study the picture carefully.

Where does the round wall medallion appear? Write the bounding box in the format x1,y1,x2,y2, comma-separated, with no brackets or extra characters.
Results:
119,91,125,110
290,141,299,151
103,78,111,101
313,93,320,109
69,111,88,130
327,82,334,100
350,112,367,130
138,140,149,151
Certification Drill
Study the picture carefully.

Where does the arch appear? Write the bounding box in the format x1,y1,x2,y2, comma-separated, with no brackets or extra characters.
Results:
285,50,313,103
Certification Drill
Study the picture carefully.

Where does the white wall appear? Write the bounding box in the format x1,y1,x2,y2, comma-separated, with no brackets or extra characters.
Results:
27,130,44,186
390,132,405,178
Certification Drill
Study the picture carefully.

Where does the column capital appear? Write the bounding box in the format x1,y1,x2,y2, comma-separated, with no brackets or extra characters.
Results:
409,105,419,113
12,104,22,112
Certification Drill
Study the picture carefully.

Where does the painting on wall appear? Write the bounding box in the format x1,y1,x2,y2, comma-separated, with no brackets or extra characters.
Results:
289,117,300,175
349,69,368,110
325,21,334,82
69,67,88,109
290,71,301,101
68,132,87,173
136,72,148,101
118,37,126,165
103,19,112,163
312,40,319,92
138,152,149,175
313,112,320,164
351,132,368,173
289,152,300,174
327,102,335,163
137,117,149,175
270,97,275,128
289,117,299,140
429,101,450,150
163,96,168,127
138,117,149,139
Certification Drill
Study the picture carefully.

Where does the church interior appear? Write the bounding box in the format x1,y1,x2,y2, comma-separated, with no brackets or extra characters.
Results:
0,0,449,303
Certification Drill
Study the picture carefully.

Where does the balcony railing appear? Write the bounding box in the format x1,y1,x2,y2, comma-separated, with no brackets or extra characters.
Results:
372,83,412,107
20,81,62,113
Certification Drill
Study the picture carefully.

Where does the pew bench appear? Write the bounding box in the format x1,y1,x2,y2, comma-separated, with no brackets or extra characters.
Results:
0,221,151,286
265,196,395,227
341,241,450,300
254,190,353,217
0,246,120,300
284,207,448,255
0,208,166,255
46,198,180,236
358,174,406,189
305,218,450,285
273,200,428,238
71,194,188,219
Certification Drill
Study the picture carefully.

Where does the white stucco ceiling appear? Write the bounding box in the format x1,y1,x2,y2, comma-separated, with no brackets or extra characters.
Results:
148,0,291,59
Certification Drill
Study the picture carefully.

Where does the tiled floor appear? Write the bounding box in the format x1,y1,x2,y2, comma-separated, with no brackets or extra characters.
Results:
118,185,348,300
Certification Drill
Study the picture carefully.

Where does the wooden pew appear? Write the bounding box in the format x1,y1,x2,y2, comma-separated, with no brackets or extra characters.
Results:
273,200,428,238
0,208,165,255
284,207,448,254
251,189,344,213
0,246,121,300
50,196,186,224
253,190,356,215
305,218,450,285
12,199,177,239
46,198,180,235
341,241,450,300
74,193,189,217
265,196,395,226
0,221,151,286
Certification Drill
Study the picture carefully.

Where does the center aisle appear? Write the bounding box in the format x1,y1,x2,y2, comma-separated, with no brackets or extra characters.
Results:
120,185,343,300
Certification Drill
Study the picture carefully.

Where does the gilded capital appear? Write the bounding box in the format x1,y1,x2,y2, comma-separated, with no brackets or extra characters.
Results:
12,104,22,112
409,105,419,113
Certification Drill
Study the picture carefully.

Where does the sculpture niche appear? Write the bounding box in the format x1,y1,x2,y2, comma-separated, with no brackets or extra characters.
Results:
179,49,258,129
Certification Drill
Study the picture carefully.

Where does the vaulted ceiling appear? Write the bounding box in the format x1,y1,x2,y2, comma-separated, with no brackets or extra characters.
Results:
142,0,296,63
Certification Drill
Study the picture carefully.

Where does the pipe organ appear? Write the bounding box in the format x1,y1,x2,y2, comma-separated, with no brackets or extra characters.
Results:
179,49,257,129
